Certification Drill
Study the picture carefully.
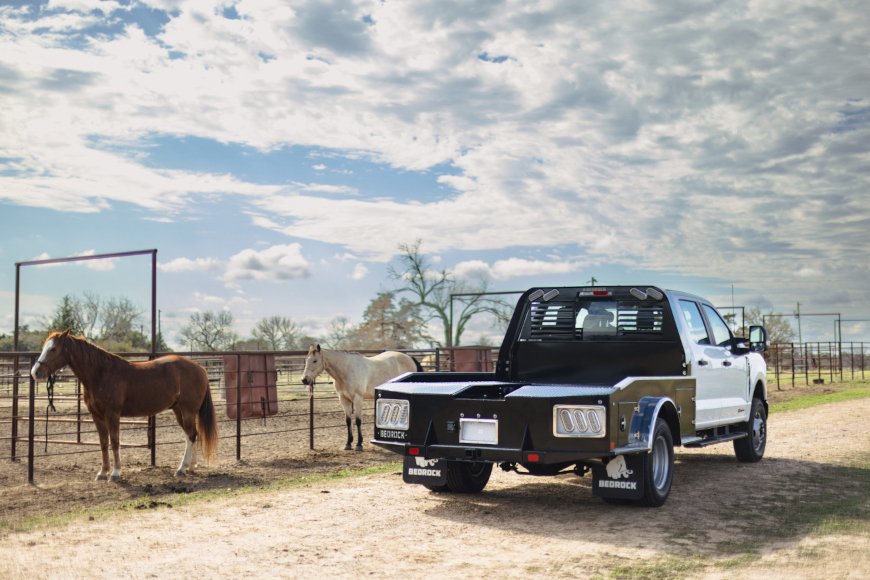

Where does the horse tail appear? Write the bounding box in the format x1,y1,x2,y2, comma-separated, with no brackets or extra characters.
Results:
412,356,424,373
197,386,219,462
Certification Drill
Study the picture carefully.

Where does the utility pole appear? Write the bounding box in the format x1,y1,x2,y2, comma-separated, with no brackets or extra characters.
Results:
587,276,598,286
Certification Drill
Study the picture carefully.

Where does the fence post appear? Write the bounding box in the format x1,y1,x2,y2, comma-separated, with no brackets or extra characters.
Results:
76,379,81,443
27,358,35,485
236,353,241,461
804,342,810,386
851,342,855,381
309,394,315,451
790,343,795,389
818,343,822,384
829,342,833,384
774,346,780,390
11,354,20,461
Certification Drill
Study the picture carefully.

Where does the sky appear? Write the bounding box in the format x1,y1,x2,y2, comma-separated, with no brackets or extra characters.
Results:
1,0,869,347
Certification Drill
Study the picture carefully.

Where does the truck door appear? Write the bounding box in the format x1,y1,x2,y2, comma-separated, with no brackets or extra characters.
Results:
701,304,749,424
678,300,721,426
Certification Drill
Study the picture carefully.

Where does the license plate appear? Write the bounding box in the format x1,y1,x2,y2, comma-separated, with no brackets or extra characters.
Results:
403,456,447,486
459,418,498,445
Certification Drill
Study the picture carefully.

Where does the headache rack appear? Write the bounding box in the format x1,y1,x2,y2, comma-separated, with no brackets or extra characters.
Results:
528,300,668,341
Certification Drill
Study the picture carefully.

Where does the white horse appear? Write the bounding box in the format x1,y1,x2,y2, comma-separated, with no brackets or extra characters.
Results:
301,345,422,450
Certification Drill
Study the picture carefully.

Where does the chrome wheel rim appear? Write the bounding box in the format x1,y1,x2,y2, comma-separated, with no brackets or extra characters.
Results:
752,410,766,453
651,436,669,490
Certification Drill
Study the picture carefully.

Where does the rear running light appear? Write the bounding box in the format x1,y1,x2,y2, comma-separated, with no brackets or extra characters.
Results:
409,447,420,455
553,405,606,438
376,399,410,430
527,454,540,462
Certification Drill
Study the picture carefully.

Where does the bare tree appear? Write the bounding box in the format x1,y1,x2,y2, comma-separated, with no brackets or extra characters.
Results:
741,306,797,344
252,316,301,350
322,316,355,349
178,311,239,351
389,240,509,347
99,297,143,344
343,291,431,349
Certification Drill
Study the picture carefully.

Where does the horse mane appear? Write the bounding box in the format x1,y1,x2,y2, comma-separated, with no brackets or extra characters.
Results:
53,331,127,370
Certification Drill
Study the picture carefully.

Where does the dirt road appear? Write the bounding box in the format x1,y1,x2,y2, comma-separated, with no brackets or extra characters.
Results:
1,398,868,580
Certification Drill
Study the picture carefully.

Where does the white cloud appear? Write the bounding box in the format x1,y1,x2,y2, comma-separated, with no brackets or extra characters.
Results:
0,0,868,304
222,244,312,281
453,258,581,281
158,257,223,273
347,263,369,280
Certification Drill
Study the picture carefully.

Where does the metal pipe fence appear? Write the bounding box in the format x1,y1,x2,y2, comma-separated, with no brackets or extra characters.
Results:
763,342,867,389
0,346,498,485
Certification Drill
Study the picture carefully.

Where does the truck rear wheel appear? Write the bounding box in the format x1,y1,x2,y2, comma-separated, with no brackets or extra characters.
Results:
733,398,767,463
637,418,674,507
435,461,491,493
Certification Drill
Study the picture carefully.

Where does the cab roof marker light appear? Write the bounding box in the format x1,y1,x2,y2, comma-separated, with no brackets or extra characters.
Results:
528,289,544,301
630,288,648,300
646,288,664,300
542,289,560,301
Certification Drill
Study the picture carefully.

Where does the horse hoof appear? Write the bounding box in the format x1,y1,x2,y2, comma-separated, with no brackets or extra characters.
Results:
95,474,108,481
109,475,120,483
174,470,186,477
355,445,363,451
344,444,352,451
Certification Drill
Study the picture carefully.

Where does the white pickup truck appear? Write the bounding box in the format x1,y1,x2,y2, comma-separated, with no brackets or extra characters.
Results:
372,285,770,507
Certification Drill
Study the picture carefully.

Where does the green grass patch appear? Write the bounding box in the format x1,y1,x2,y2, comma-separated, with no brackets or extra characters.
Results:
605,556,707,580
769,385,870,414
718,451,870,553
0,461,401,535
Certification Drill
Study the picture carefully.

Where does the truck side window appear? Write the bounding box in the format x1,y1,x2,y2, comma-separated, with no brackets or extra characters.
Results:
679,301,709,345
702,304,733,348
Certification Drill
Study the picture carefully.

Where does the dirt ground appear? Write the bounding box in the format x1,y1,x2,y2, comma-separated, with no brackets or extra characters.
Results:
0,382,868,579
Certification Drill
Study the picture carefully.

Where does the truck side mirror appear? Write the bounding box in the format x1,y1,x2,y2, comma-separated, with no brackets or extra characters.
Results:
749,325,769,352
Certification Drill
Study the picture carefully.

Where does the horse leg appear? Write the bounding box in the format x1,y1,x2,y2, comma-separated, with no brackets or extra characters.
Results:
93,417,111,481
173,408,198,477
339,395,354,451
353,393,364,451
107,414,122,482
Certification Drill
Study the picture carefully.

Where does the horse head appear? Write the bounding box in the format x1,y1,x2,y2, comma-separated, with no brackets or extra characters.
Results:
301,344,324,396
31,329,71,381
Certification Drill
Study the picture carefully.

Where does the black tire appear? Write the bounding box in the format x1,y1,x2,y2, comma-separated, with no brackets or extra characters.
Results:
444,461,492,494
637,418,674,508
423,483,451,493
733,397,767,463
602,497,633,506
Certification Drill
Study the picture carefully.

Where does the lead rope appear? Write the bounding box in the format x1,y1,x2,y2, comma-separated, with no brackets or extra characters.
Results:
45,373,57,452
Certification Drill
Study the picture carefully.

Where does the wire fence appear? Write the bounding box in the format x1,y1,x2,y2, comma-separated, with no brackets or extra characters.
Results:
763,342,867,389
0,346,498,484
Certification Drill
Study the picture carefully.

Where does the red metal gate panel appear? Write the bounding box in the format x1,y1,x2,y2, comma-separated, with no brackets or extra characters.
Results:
452,348,494,372
223,354,278,419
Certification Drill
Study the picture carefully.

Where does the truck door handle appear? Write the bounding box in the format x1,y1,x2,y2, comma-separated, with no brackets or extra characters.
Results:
723,361,732,367
697,359,709,366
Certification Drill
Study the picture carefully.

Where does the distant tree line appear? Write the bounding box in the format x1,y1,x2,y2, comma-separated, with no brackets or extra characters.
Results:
0,292,169,352
2,241,812,354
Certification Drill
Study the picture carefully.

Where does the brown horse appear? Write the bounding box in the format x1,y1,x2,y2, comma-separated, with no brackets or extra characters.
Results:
31,330,218,482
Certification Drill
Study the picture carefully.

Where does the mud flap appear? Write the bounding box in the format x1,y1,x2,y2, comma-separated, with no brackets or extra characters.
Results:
592,454,645,500
403,456,448,486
